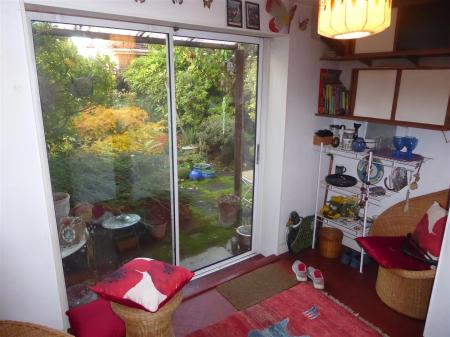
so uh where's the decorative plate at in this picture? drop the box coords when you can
[357,157,384,185]
[384,167,408,192]
[325,174,358,187]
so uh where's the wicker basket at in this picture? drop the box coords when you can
[111,291,183,337]
[0,320,73,337]
[319,227,343,258]
[369,189,447,319]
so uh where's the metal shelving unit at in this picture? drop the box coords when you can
[312,143,427,273]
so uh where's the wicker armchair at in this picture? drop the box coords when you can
[369,189,448,320]
[0,320,73,337]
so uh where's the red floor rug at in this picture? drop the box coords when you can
[187,283,387,337]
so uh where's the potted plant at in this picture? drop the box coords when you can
[217,194,240,227]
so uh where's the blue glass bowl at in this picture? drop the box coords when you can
[403,136,418,159]
[393,136,404,157]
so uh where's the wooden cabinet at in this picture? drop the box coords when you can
[351,68,450,130]
[395,69,450,126]
[316,1,450,130]
[317,68,450,131]
[352,70,398,120]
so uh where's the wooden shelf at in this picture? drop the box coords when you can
[315,113,450,131]
[321,48,450,63]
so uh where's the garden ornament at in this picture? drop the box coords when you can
[299,18,309,31]
[266,0,297,33]
[203,0,213,8]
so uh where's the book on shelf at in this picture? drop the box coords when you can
[318,68,349,116]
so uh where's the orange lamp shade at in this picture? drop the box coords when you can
[318,0,392,39]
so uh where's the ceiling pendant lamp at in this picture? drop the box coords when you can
[318,0,392,40]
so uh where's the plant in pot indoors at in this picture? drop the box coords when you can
[217,194,241,227]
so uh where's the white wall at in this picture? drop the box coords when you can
[276,5,331,253]
[258,36,290,256]
[25,0,276,37]
[0,0,67,328]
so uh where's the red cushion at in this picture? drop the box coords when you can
[412,201,448,261]
[91,258,194,312]
[356,236,431,271]
[66,298,125,337]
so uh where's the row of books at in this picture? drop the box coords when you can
[318,68,349,116]
[323,83,349,115]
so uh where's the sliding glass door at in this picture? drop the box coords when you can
[29,15,261,308]
[31,20,174,307]
[174,36,259,270]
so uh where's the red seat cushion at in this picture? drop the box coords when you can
[356,236,431,271]
[91,258,194,312]
[66,298,125,337]
[412,201,448,261]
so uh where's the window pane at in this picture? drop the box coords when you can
[31,21,173,308]
[174,37,259,270]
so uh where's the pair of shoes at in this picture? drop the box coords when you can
[292,260,307,281]
[307,266,324,290]
[292,260,324,290]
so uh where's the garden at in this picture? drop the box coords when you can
[32,21,258,290]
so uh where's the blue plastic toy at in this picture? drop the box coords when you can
[188,163,216,180]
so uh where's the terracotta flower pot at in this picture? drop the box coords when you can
[53,192,70,226]
[217,195,240,227]
[149,221,168,240]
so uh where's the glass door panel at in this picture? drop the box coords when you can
[31,21,173,307]
[174,37,259,270]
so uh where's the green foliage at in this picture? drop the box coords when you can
[32,22,116,153]
[124,45,235,129]
[121,45,168,122]
[197,114,234,163]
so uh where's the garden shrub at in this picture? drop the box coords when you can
[197,115,234,162]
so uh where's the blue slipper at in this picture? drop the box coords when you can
[340,248,352,265]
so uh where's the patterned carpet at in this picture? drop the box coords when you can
[187,283,387,337]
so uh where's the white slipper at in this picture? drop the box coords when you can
[292,260,307,282]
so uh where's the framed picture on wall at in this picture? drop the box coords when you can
[245,2,260,30]
[227,0,243,28]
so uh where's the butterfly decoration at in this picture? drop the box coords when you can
[266,0,297,33]
[203,0,213,8]
[299,18,309,31]
[248,318,309,337]
[134,0,145,3]
[172,0,183,4]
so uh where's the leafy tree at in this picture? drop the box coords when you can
[32,22,116,154]
[73,105,167,155]
[124,44,234,131]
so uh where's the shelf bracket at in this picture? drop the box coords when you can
[358,58,372,67]
[406,56,419,67]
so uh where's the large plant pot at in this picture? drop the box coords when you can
[53,192,70,225]
[149,221,168,240]
[236,225,251,250]
[217,195,240,227]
